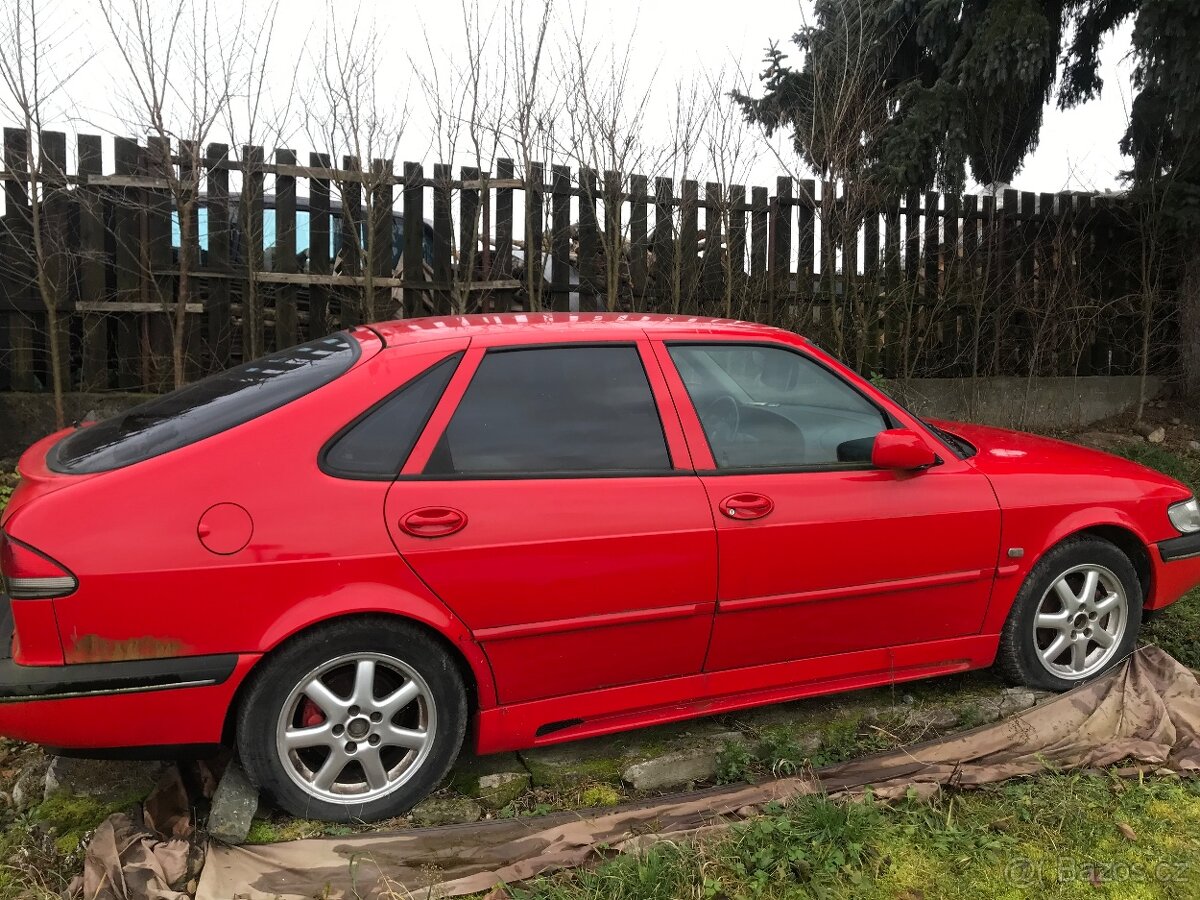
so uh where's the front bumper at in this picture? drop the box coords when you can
[1149,534,1200,611]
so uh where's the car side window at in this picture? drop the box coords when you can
[667,344,888,470]
[425,346,671,476]
[323,354,461,478]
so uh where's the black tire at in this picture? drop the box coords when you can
[995,536,1142,692]
[236,617,467,822]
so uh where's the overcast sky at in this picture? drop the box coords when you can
[13,0,1138,195]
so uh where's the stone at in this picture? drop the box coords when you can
[410,796,483,826]
[43,756,166,806]
[476,772,530,810]
[1189,441,1200,453]
[12,757,50,813]
[1171,417,1182,426]
[207,760,260,844]
[621,733,748,791]
[999,687,1038,716]
[905,706,962,731]
[1147,427,1166,444]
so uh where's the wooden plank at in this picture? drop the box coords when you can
[242,144,265,358]
[884,195,901,280]
[629,174,648,305]
[495,158,514,284]
[578,167,599,310]
[308,152,331,337]
[78,133,108,389]
[680,179,699,311]
[460,165,481,310]
[728,183,746,281]
[112,136,141,389]
[205,143,232,368]
[923,190,939,301]
[526,162,545,311]
[604,170,623,311]
[863,205,879,279]
[145,136,174,389]
[750,185,768,278]
[39,131,72,393]
[904,190,920,279]
[431,162,453,315]
[702,181,723,300]
[401,161,423,318]
[843,183,858,285]
[1,128,36,390]
[652,176,674,309]
[178,140,202,382]
[1020,190,1037,289]
[370,158,394,321]
[796,179,814,300]
[772,177,792,304]
[819,179,835,296]
[274,148,298,347]
[339,155,363,326]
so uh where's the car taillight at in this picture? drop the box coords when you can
[0,531,78,599]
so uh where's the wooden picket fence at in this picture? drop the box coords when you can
[0,128,1160,394]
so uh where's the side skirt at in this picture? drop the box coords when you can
[474,634,1001,754]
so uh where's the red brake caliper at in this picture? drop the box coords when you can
[300,699,325,728]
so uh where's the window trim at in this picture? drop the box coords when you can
[412,341,679,481]
[663,340,900,476]
[318,351,464,481]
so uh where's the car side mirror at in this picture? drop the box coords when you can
[872,428,940,471]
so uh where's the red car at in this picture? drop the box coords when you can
[2,314,1199,821]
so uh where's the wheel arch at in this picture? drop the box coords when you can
[222,604,496,745]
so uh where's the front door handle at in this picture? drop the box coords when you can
[399,507,468,538]
[719,493,775,521]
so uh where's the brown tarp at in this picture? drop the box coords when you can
[70,767,199,900]
[184,645,1200,899]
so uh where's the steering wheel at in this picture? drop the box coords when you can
[702,394,740,446]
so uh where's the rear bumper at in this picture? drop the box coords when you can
[1149,535,1200,610]
[0,650,259,749]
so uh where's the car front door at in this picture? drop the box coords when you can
[653,336,1002,672]
[383,337,717,705]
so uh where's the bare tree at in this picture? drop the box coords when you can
[305,6,409,326]
[97,0,264,386]
[0,0,91,426]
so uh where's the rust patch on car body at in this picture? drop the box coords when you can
[68,634,188,663]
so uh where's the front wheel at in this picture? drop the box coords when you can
[236,618,467,822]
[995,537,1142,692]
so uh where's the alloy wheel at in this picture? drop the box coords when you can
[275,652,437,804]
[1031,563,1128,681]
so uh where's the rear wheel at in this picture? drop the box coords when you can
[236,618,466,822]
[996,537,1142,692]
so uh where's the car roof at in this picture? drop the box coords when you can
[367,313,806,346]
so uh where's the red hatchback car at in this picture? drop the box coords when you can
[3,314,1200,821]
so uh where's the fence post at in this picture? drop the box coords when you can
[274,148,298,348]
[578,167,599,310]
[242,144,266,358]
[526,162,545,311]
[370,157,394,321]
[78,134,107,390]
[496,158,514,310]
[460,165,481,314]
[307,153,331,337]
[432,162,453,315]
[205,143,232,369]
[652,177,674,311]
[401,161,422,318]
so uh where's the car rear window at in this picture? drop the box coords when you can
[49,333,360,474]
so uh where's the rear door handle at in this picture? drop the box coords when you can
[719,493,775,520]
[399,507,468,538]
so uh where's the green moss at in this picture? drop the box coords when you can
[579,785,621,808]
[521,754,624,789]
[244,817,351,844]
[33,789,146,856]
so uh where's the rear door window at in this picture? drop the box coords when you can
[425,345,671,476]
[49,334,360,474]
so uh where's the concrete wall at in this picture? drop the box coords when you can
[0,376,1159,462]
[891,375,1160,431]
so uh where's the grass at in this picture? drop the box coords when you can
[511,772,1200,900]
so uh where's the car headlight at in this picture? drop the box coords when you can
[1168,498,1200,534]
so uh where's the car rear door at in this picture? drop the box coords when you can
[652,335,1002,672]
[384,335,717,704]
